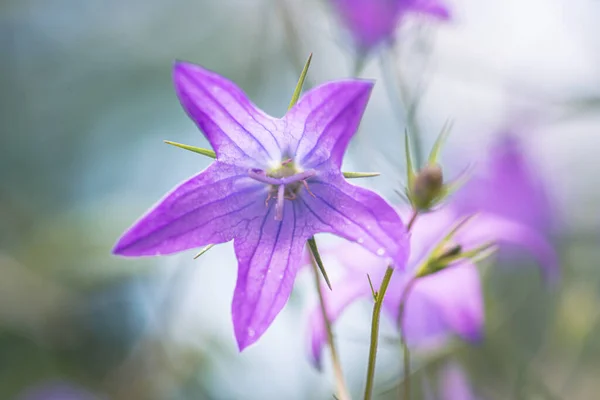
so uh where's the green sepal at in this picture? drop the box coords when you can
[414,214,498,278]
[164,140,216,159]
[307,236,332,291]
[428,119,453,165]
[193,244,215,259]
[435,165,472,202]
[288,53,313,110]
[342,171,380,179]
[441,242,497,265]
[415,214,476,277]
[404,128,416,195]
[366,273,377,301]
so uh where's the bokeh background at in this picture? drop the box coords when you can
[2,0,600,399]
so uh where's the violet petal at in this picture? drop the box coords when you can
[173,61,283,166]
[410,262,484,343]
[299,170,410,269]
[306,276,370,369]
[113,163,266,256]
[285,80,373,169]
[439,362,479,400]
[232,201,311,350]
[409,0,451,20]
[455,214,560,283]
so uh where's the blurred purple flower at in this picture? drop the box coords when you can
[438,362,479,400]
[330,0,451,52]
[113,61,409,350]
[453,134,555,234]
[307,206,558,368]
[16,381,100,400]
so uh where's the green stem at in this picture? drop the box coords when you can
[312,256,351,400]
[398,277,418,400]
[379,47,424,168]
[363,211,418,400]
[353,53,367,77]
[363,266,395,400]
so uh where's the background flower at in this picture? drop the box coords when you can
[330,0,451,52]
[453,133,556,234]
[307,205,558,367]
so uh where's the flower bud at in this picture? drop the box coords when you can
[411,163,444,210]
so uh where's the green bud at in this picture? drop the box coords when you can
[415,215,497,278]
[410,163,444,210]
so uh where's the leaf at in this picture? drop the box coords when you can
[164,141,216,158]
[342,171,380,179]
[307,236,332,290]
[288,53,313,110]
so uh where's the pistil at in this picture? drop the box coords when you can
[276,184,285,221]
[248,168,317,221]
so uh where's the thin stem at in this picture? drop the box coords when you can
[379,47,425,168]
[363,266,395,400]
[406,210,418,232]
[352,53,367,77]
[363,211,418,400]
[398,277,418,400]
[312,259,352,400]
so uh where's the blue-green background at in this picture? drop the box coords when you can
[2,0,600,399]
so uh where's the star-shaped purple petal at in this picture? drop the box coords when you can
[114,61,410,350]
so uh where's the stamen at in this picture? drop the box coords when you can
[248,169,280,185]
[247,168,318,221]
[248,169,316,185]
[279,169,316,184]
[265,191,273,207]
[275,184,285,221]
[302,180,316,198]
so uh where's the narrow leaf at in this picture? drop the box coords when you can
[428,214,478,258]
[193,244,215,259]
[164,140,216,159]
[307,236,332,291]
[393,188,411,204]
[441,214,478,244]
[404,128,415,192]
[457,242,497,264]
[436,164,473,202]
[366,274,377,301]
[428,119,453,165]
[343,171,380,179]
[288,53,313,110]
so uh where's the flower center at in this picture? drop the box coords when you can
[248,158,316,221]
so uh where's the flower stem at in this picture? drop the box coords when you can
[363,266,395,400]
[312,258,352,400]
[398,277,418,400]
[379,47,425,168]
[363,211,418,400]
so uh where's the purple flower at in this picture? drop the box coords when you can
[330,0,451,52]
[113,61,409,350]
[438,362,479,400]
[453,134,555,234]
[307,206,558,368]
